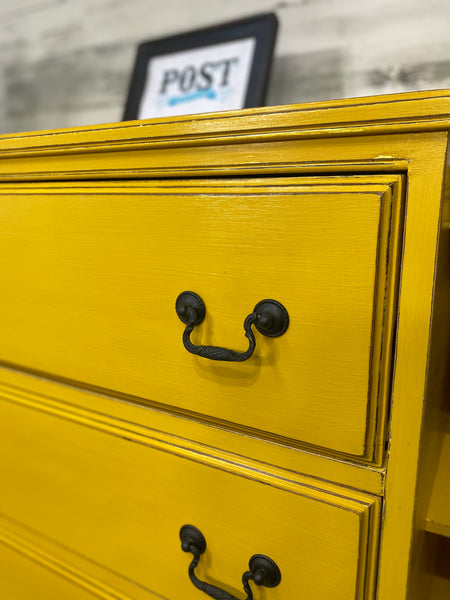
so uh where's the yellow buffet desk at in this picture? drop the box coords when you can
[0,90,449,599]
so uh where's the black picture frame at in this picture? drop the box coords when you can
[123,13,278,121]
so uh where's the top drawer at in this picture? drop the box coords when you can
[0,175,402,461]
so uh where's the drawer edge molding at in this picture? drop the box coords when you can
[0,176,403,463]
[0,514,166,600]
[0,364,385,496]
[0,398,382,600]
[0,378,377,509]
[0,525,145,600]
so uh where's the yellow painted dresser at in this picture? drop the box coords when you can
[0,90,449,600]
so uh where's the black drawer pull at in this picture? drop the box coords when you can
[180,525,281,600]
[175,292,289,362]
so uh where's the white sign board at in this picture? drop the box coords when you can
[138,38,256,118]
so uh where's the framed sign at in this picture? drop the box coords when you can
[123,13,278,120]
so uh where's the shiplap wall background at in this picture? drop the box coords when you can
[1,0,449,134]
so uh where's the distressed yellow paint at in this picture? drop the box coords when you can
[0,514,159,600]
[0,365,386,495]
[0,177,402,460]
[0,395,380,600]
[0,91,449,599]
[0,89,449,163]
[0,542,99,600]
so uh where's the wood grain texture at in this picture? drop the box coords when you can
[0,92,449,599]
[0,177,401,459]
[421,165,450,542]
[0,364,386,496]
[0,514,164,600]
[375,131,449,600]
[0,390,381,600]
[408,161,450,596]
[0,91,449,181]
[0,542,102,600]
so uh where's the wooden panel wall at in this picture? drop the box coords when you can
[1,0,450,134]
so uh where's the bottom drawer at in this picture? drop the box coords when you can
[0,386,380,599]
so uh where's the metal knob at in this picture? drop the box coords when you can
[175,292,289,362]
[180,525,281,600]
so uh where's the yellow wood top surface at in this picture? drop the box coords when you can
[0,91,449,181]
[0,90,450,154]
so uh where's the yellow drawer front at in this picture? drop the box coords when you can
[0,392,380,600]
[0,176,402,459]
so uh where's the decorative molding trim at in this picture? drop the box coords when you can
[0,378,375,509]
[0,90,450,157]
[0,365,385,496]
[0,524,140,600]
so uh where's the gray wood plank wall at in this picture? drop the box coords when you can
[1,0,449,133]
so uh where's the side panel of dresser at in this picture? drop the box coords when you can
[376,132,450,600]
[407,164,450,599]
